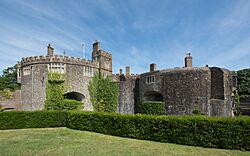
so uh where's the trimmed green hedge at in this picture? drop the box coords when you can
[0,111,68,130]
[0,110,249,150]
[67,111,250,150]
[61,99,83,110]
[139,101,165,115]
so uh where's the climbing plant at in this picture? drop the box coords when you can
[45,73,65,110]
[45,72,82,110]
[237,68,250,96]
[88,71,118,113]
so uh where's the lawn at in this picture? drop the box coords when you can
[0,128,249,156]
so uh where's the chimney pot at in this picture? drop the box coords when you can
[126,66,130,77]
[119,69,123,76]
[150,63,156,72]
[47,44,54,56]
[93,40,100,52]
[184,53,192,67]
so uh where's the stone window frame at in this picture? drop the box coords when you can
[48,63,65,73]
[146,75,156,84]
[23,66,31,76]
[84,66,93,77]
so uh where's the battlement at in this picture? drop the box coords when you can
[92,50,112,59]
[21,55,98,67]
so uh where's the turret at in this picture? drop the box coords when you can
[91,40,112,74]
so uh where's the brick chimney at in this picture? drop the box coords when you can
[119,69,123,76]
[150,63,156,72]
[184,53,192,67]
[93,40,100,52]
[47,44,54,56]
[126,66,130,77]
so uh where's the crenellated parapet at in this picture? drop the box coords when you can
[20,55,98,67]
[92,50,112,59]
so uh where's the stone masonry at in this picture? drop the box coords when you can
[18,42,234,116]
[18,41,112,111]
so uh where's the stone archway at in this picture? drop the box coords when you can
[143,91,163,102]
[64,92,85,102]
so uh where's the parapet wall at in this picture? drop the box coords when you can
[92,50,112,59]
[21,55,98,67]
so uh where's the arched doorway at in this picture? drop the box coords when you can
[143,91,163,102]
[64,92,85,102]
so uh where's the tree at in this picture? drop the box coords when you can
[237,68,250,96]
[0,64,20,90]
[88,71,118,112]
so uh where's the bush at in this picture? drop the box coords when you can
[67,111,250,150]
[0,111,68,130]
[88,71,118,112]
[139,101,165,115]
[0,111,249,150]
[45,73,65,110]
[61,99,83,110]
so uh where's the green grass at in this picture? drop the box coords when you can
[0,128,249,156]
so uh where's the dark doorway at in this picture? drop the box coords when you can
[143,91,163,102]
[64,92,85,101]
[210,67,224,100]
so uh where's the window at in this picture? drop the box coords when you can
[84,66,93,77]
[102,72,108,78]
[48,63,65,73]
[23,66,31,75]
[146,75,155,83]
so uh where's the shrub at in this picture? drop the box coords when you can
[88,71,118,113]
[0,111,249,150]
[45,73,65,110]
[139,101,165,115]
[61,99,83,110]
[67,111,250,150]
[0,111,68,130]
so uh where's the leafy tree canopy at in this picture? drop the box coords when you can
[0,64,20,90]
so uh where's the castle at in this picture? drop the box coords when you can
[17,41,234,116]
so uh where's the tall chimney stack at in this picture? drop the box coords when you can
[119,69,123,76]
[93,40,100,52]
[150,63,156,72]
[184,53,192,67]
[126,66,130,77]
[47,44,54,56]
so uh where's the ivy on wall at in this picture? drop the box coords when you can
[237,68,250,96]
[88,71,118,113]
[45,72,82,110]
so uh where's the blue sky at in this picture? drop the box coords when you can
[0,0,249,74]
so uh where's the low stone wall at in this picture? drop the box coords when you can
[0,90,22,110]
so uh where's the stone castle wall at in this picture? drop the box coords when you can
[119,67,233,116]
[19,42,112,111]
[117,76,138,114]
[18,43,233,116]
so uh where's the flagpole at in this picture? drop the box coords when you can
[82,42,86,58]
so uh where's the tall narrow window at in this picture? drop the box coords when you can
[48,63,65,73]
[84,66,93,77]
[146,75,155,83]
[23,66,31,75]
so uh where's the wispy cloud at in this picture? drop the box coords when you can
[0,0,249,74]
[218,0,250,31]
